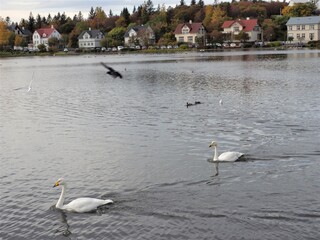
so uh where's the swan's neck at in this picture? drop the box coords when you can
[56,185,66,209]
[213,146,219,161]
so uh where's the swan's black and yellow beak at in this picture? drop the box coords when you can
[53,182,60,188]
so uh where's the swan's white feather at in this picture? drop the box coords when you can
[218,151,244,162]
[61,197,113,213]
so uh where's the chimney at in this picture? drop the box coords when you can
[51,25,54,28]
[89,27,91,31]
[189,20,192,24]
[246,17,250,20]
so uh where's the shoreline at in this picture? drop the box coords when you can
[0,46,318,58]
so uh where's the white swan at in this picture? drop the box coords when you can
[53,178,113,213]
[209,140,244,162]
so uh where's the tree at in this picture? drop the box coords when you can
[0,20,11,48]
[282,3,317,17]
[28,12,35,32]
[191,0,196,5]
[36,14,42,29]
[106,27,126,47]
[145,0,154,14]
[197,0,204,7]
[14,35,25,47]
[121,7,131,26]
[88,7,96,19]
[235,30,249,42]
[180,0,185,6]
[37,43,47,52]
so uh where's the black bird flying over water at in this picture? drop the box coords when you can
[100,62,122,79]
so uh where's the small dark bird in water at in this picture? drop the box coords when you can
[186,102,194,107]
[100,62,122,78]
[194,101,202,105]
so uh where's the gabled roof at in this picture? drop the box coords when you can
[78,29,104,39]
[124,25,153,38]
[34,27,57,38]
[222,19,259,32]
[286,16,320,25]
[174,22,204,34]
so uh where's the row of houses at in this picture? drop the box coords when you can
[9,16,320,50]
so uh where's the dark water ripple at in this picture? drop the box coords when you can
[1,50,320,239]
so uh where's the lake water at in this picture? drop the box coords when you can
[1,50,320,239]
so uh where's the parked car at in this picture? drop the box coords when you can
[230,43,236,48]
[117,46,124,51]
[64,48,68,52]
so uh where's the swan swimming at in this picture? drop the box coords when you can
[53,178,113,213]
[209,140,244,162]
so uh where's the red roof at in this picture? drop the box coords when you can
[222,19,258,32]
[174,22,204,34]
[35,27,56,38]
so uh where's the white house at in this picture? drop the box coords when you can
[222,18,262,42]
[286,16,320,42]
[174,20,206,45]
[78,28,104,49]
[33,25,61,49]
[124,25,155,46]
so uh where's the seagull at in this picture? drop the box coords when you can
[14,72,34,92]
[100,62,122,79]
[27,79,33,92]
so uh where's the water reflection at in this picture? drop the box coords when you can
[53,209,72,238]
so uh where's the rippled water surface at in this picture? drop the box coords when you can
[1,50,320,239]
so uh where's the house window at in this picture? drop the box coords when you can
[301,33,305,39]
[178,37,184,42]
[310,25,314,30]
[301,25,305,30]
[187,36,193,42]
[289,26,292,31]
[182,27,189,34]
[296,33,300,39]
[233,27,239,32]
[309,33,314,40]
[297,25,300,30]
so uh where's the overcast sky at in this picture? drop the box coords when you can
[0,0,210,23]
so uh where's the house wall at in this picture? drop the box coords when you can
[78,32,103,48]
[79,39,102,48]
[175,31,205,44]
[223,23,261,42]
[32,29,61,49]
[287,23,320,42]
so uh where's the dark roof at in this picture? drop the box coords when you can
[124,25,151,38]
[174,22,204,34]
[78,29,104,39]
[7,24,32,36]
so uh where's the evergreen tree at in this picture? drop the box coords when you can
[36,14,42,29]
[191,0,196,5]
[121,7,131,26]
[88,7,96,19]
[28,12,35,32]
[197,0,204,7]
[180,0,185,6]
[47,14,52,24]
[77,11,83,21]
[146,0,154,14]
